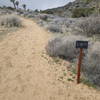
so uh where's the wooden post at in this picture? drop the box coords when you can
[77,48,83,84]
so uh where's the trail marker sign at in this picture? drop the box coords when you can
[76,41,88,84]
[76,41,88,49]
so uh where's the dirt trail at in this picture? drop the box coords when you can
[0,18,100,100]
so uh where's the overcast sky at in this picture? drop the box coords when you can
[0,0,75,10]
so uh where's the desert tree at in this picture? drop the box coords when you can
[15,1,19,9]
[22,4,26,10]
[10,0,16,9]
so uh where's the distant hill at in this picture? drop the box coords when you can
[41,0,100,17]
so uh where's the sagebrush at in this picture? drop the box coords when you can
[47,25,63,33]
[82,42,100,86]
[76,17,100,36]
[0,15,22,27]
[46,35,88,60]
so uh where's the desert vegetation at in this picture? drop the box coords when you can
[10,0,27,10]
[0,14,22,41]
[47,25,63,33]
[72,8,94,18]
[82,42,100,87]
[45,15,100,88]
[10,0,17,9]
[0,14,22,27]
[46,35,88,60]
[73,16,100,37]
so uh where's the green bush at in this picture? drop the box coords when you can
[72,8,94,18]
[41,10,54,14]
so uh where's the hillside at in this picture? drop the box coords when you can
[41,0,100,17]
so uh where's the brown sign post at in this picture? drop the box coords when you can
[76,41,88,84]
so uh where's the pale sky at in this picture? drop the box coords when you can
[0,0,75,10]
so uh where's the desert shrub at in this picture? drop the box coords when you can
[47,25,63,33]
[0,15,22,27]
[34,9,39,13]
[82,42,100,86]
[46,35,88,60]
[77,17,100,36]
[82,0,93,3]
[41,10,54,14]
[72,8,94,18]
[6,7,15,10]
[39,15,48,21]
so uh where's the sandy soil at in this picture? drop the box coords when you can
[0,18,100,100]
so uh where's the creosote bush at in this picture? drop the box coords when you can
[0,15,22,27]
[77,17,100,36]
[82,42,100,86]
[46,35,87,60]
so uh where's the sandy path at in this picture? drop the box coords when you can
[0,18,100,100]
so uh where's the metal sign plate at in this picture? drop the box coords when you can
[76,41,88,49]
